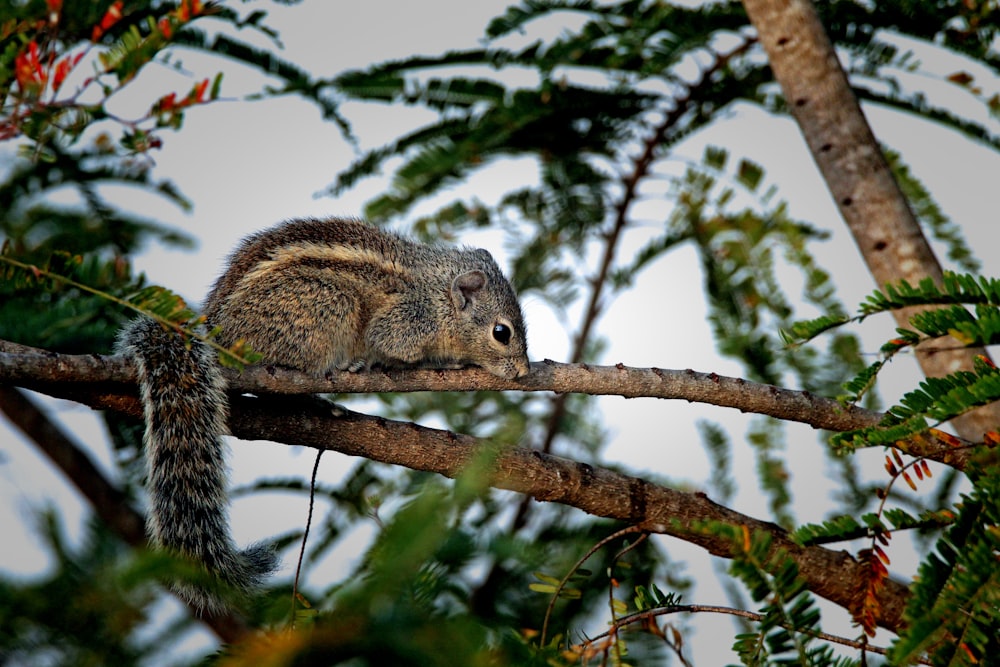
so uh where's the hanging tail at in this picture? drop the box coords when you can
[117,318,277,614]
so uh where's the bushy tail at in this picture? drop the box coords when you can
[117,318,277,614]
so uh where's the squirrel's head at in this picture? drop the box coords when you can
[450,260,529,380]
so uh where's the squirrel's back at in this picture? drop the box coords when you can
[204,217,529,378]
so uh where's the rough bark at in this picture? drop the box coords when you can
[1,350,916,631]
[1,348,975,468]
[741,0,1000,441]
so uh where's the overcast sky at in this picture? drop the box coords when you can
[2,1,999,664]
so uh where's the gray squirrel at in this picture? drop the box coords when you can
[117,217,530,613]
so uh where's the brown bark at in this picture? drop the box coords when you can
[2,355,914,632]
[741,0,1000,441]
[1,348,976,468]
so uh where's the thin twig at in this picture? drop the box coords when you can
[540,525,648,646]
[607,532,649,666]
[586,604,929,664]
[290,448,325,627]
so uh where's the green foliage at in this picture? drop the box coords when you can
[0,511,167,667]
[249,479,657,666]
[890,465,1000,665]
[793,508,956,547]
[789,272,1000,412]
[786,273,1000,345]
[835,355,1000,451]
[785,275,1000,663]
[861,273,1000,316]
[0,245,141,351]
[709,526,836,667]
[702,420,736,503]
[633,581,682,612]
[3,0,1000,665]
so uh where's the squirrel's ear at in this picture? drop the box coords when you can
[451,270,487,310]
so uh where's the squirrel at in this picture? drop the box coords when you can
[117,217,530,613]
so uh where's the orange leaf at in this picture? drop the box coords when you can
[976,354,996,369]
[92,0,124,41]
[874,544,891,566]
[930,428,964,448]
[177,0,204,22]
[157,17,172,38]
[885,457,897,476]
[902,470,916,491]
[959,642,979,663]
[191,77,209,103]
[853,549,886,637]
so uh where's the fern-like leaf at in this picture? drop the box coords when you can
[890,468,1000,665]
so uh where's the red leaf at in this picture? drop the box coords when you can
[14,41,46,92]
[92,0,124,41]
[158,17,173,39]
[52,56,73,93]
[191,78,209,103]
[156,92,177,113]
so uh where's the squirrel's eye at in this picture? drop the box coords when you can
[492,323,512,345]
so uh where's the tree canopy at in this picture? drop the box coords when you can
[1,1,999,665]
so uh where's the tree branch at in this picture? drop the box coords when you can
[0,347,976,469]
[1,347,924,631]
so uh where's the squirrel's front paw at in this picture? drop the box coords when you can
[340,359,370,373]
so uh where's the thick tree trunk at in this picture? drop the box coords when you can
[742,0,1000,442]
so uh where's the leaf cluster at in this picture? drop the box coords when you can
[890,465,1000,665]
[0,511,169,667]
[785,270,1000,663]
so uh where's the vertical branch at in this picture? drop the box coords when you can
[741,0,1000,440]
